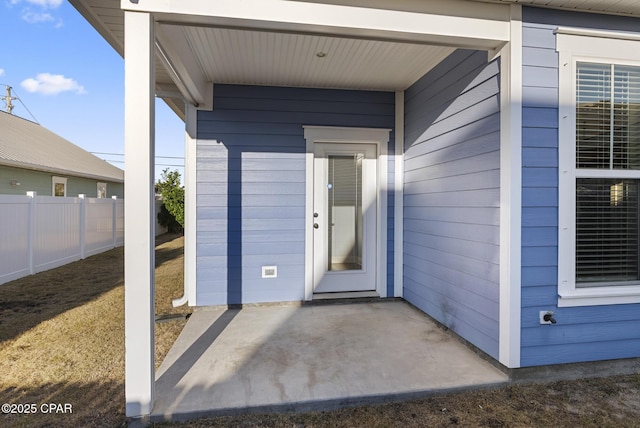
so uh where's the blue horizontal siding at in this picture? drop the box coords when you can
[522,339,640,366]
[196,84,395,305]
[520,6,640,366]
[403,49,500,359]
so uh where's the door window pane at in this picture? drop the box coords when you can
[327,154,363,271]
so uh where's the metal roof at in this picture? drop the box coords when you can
[0,112,124,183]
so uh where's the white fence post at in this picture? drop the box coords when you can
[26,191,36,275]
[79,194,86,259]
[112,196,118,248]
[0,194,125,285]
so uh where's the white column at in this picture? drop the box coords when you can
[185,103,198,305]
[394,91,404,298]
[124,10,156,417]
[173,102,198,307]
[498,4,522,369]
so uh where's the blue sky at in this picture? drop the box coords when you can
[2,0,185,180]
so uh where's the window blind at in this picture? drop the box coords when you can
[576,62,640,169]
[613,65,640,169]
[576,62,611,169]
[576,179,639,284]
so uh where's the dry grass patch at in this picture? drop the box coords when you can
[154,374,640,428]
[0,234,186,427]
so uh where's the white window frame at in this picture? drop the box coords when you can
[557,28,640,307]
[52,176,67,197]
[97,182,107,198]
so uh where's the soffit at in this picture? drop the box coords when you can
[180,26,456,92]
[70,0,640,120]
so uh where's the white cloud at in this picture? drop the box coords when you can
[10,0,63,8]
[21,10,54,24]
[21,73,86,96]
[9,0,64,26]
[0,69,5,77]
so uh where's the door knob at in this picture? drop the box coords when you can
[313,223,319,229]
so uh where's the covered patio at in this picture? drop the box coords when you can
[69,0,524,418]
[151,300,509,421]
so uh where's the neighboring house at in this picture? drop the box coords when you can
[0,111,124,198]
[70,0,640,416]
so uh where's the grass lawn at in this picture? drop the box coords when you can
[0,233,639,427]
[0,233,187,427]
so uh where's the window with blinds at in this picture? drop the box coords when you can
[575,62,640,285]
[576,179,638,284]
[576,63,640,169]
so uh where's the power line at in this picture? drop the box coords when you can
[101,159,184,167]
[0,84,39,123]
[91,151,184,160]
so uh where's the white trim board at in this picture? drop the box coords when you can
[303,126,390,301]
[172,102,198,308]
[498,4,522,369]
[394,91,404,298]
[123,0,511,50]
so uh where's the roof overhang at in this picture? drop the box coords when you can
[0,159,125,183]
[69,0,640,121]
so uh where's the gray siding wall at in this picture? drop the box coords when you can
[521,7,640,366]
[68,178,123,199]
[0,165,123,198]
[196,85,395,306]
[403,50,501,359]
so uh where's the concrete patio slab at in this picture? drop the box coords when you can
[151,300,509,422]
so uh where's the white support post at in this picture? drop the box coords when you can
[185,103,197,305]
[79,194,86,259]
[27,191,36,275]
[124,11,156,417]
[112,196,118,248]
[173,102,198,307]
[394,91,404,298]
[498,4,522,369]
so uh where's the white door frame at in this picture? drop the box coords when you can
[303,125,390,300]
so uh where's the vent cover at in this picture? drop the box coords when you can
[262,266,278,278]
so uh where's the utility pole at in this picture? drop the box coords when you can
[2,85,17,114]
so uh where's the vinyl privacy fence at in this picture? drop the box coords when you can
[0,193,124,285]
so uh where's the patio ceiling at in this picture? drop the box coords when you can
[70,0,640,120]
[170,26,457,92]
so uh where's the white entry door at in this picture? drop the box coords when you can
[313,143,377,293]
